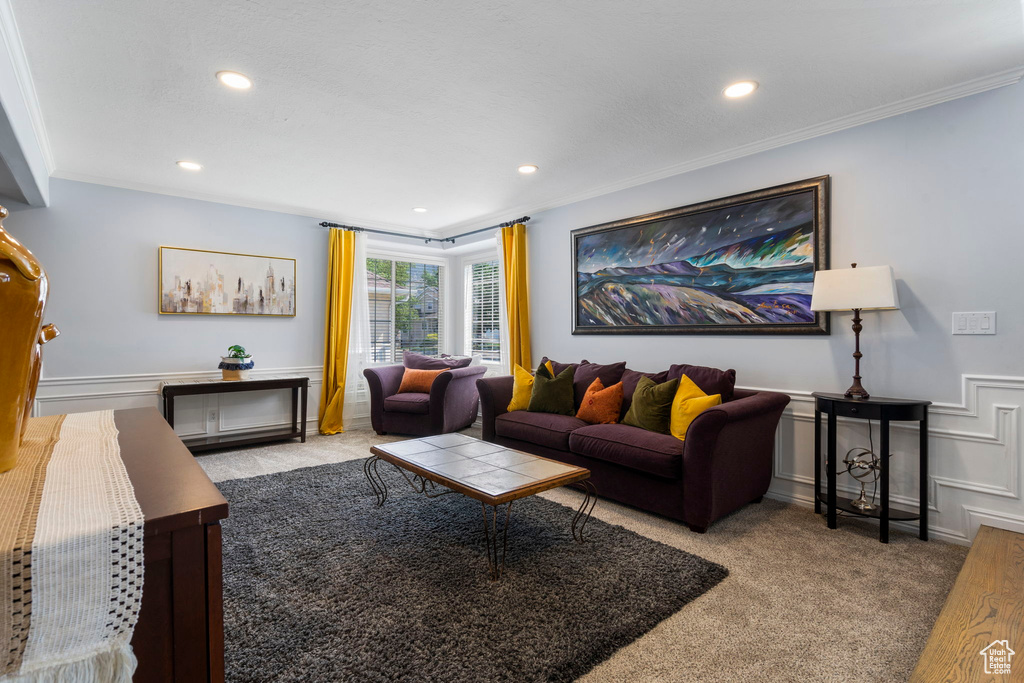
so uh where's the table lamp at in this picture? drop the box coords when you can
[810,263,899,400]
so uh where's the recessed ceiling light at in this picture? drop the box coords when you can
[216,71,252,90]
[723,81,758,98]
[176,160,203,171]
[413,207,428,213]
[518,164,539,174]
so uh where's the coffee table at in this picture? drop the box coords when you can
[366,433,596,580]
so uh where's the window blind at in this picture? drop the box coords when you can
[465,260,501,363]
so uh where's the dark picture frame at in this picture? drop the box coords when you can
[571,176,830,335]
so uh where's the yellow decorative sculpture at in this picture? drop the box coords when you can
[0,205,58,472]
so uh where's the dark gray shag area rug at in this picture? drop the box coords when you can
[218,459,728,683]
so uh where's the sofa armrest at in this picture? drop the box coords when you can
[430,366,487,432]
[476,375,514,442]
[363,364,406,433]
[682,391,791,530]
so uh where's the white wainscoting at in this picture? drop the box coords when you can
[31,365,354,438]
[764,374,1024,545]
[33,366,1021,543]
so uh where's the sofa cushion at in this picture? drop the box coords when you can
[507,364,536,412]
[623,376,680,434]
[670,375,722,441]
[620,368,670,420]
[404,350,471,370]
[398,368,446,393]
[528,365,576,416]
[569,424,683,479]
[495,411,588,451]
[571,361,627,409]
[383,392,431,414]
[668,364,736,403]
[575,379,623,425]
[540,356,583,377]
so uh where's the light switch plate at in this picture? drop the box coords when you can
[952,311,996,335]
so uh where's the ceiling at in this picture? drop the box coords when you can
[10,0,1024,235]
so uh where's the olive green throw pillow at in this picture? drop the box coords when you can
[528,364,576,416]
[623,376,680,434]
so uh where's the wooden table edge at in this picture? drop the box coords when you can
[369,445,590,506]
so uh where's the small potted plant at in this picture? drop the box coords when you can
[219,345,254,381]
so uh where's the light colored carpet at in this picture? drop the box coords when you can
[197,429,967,682]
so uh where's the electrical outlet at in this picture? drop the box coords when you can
[208,410,217,422]
[952,311,996,335]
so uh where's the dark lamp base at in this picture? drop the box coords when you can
[844,382,870,400]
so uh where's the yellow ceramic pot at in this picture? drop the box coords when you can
[0,206,57,472]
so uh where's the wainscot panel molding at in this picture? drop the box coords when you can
[765,374,1024,545]
[33,365,371,437]
[34,366,1020,542]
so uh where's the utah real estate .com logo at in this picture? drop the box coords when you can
[980,640,1014,675]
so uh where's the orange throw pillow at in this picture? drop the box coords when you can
[397,368,446,394]
[575,378,623,424]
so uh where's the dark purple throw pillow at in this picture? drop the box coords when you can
[540,357,585,377]
[619,368,670,420]
[668,364,736,402]
[571,361,627,409]
[403,351,472,370]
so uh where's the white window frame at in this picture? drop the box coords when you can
[462,250,504,368]
[366,246,452,364]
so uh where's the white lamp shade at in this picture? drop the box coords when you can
[810,265,899,312]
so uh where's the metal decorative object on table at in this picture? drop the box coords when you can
[813,392,931,544]
[367,433,596,580]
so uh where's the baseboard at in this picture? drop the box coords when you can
[34,365,326,440]
[763,490,969,546]
[33,367,1024,543]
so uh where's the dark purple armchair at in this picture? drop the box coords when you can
[363,364,487,436]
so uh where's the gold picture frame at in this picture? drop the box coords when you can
[158,246,297,317]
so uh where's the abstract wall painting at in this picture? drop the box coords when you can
[572,176,830,335]
[159,247,296,316]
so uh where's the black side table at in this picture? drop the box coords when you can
[813,392,931,543]
[162,376,309,453]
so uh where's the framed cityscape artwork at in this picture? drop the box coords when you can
[158,247,296,316]
[571,176,830,335]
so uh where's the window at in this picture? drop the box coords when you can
[367,257,444,363]
[464,259,501,363]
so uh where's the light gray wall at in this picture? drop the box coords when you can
[5,178,327,378]
[527,81,1024,404]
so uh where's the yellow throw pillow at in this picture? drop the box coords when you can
[507,361,555,411]
[670,375,722,441]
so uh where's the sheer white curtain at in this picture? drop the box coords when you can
[494,230,512,373]
[342,232,372,428]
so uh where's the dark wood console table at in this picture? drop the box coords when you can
[162,376,309,453]
[117,407,229,683]
[813,392,930,543]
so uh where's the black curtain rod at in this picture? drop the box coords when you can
[318,216,530,244]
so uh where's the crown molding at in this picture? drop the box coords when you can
[438,66,1024,238]
[40,63,1024,240]
[0,0,53,174]
[49,170,434,237]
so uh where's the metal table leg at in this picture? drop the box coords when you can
[571,480,597,543]
[482,502,513,581]
[363,455,388,507]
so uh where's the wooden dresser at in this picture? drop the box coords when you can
[116,408,229,683]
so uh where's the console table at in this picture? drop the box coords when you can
[813,392,930,543]
[162,376,309,453]
[118,407,229,682]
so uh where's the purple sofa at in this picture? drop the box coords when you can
[364,364,487,437]
[476,361,790,532]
